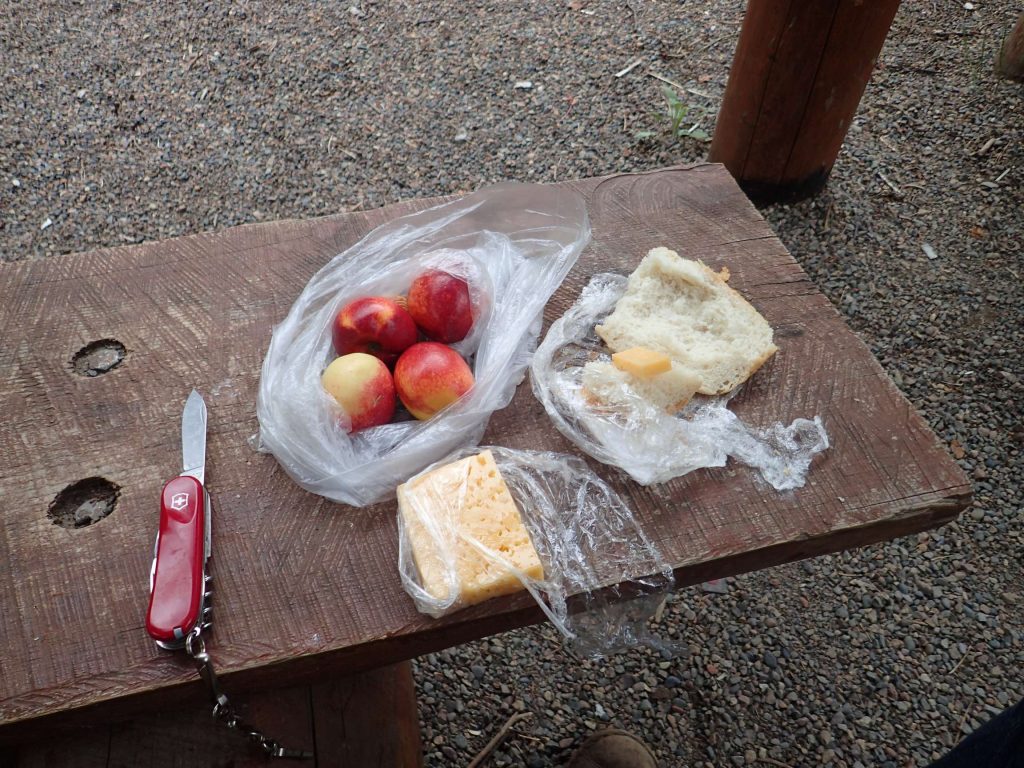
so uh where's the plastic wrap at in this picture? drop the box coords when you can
[255,184,590,507]
[530,273,829,488]
[397,446,674,656]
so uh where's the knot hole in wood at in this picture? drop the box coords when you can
[48,477,120,529]
[71,339,126,376]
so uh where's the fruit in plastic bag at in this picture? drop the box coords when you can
[331,296,418,365]
[394,342,474,420]
[256,183,590,507]
[321,353,396,432]
[407,270,474,343]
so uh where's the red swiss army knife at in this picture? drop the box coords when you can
[142,392,309,759]
[146,389,212,649]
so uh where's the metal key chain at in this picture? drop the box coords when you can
[185,626,312,759]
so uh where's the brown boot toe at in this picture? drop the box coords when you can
[566,728,659,768]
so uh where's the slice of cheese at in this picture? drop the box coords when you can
[611,347,672,378]
[398,450,543,607]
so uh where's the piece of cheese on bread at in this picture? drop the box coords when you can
[398,450,543,607]
[595,247,777,395]
[611,347,672,377]
[582,359,702,414]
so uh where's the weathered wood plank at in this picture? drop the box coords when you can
[0,164,970,740]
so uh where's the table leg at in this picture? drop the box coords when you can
[997,12,1024,81]
[6,662,422,768]
[311,660,424,768]
[709,0,902,202]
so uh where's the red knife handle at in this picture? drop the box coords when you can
[146,475,207,648]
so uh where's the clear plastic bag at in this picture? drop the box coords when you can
[255,184,590,507]
[397,446,675,656]
[530,274,829,489]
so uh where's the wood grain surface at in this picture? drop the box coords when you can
[0,164,970,740]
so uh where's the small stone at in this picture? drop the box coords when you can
[514,80,533,90]
[454,129,469,143]
[454,734,469,749]
[701,579,730,594]
[764,651,779,669]
[470,665,486,680]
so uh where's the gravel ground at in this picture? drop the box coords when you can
[3,1,1022,766]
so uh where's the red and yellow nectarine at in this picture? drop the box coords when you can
[407,270,474,344]
[394,342,474,420]
[332,296,418,366]
[321,353,396,432]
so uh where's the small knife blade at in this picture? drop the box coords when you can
[181,389,207,484]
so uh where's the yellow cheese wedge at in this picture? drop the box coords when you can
[611,347,672,378]
[398,450,543,607]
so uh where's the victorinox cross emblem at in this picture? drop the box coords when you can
[170,492,189,511]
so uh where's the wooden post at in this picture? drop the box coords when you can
[996,12,1024,81]
[709,0,901,203]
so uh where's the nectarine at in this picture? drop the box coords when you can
[407,270,474,343]
[394,342,474,420]
[321,353,396,432]
[332,296,418,366]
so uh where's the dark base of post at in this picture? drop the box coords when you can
[737,168,832,206]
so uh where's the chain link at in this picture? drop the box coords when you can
[185,627,313,760]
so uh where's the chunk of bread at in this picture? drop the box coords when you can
[398,450,543,607]
[581,360,702,414]
[595,247,777,395]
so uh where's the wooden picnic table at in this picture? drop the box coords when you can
[0,164,970,765]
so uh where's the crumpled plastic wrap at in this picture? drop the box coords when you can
[398,446,675,656]
[255,184,590,507]
[530,273,829,488]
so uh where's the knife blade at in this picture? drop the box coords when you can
[180,389,207,484]
[146,389,212,650]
